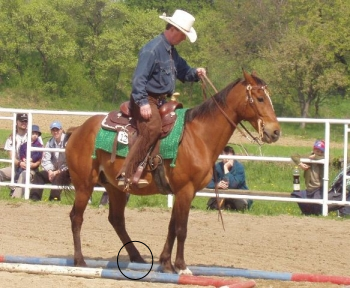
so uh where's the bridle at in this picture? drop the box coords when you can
[201,74,272,145]
[244,84,274,144]
[200,74,274,230]
[201,75,272,229]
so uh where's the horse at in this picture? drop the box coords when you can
[64,70,280,275]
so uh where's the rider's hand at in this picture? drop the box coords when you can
[196,67,206,78]
[140,104,152,120]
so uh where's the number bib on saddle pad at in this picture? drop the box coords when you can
[92,108,188,167]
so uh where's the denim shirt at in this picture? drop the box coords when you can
[131,33,200,107]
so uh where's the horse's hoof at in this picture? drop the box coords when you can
[130,255,146,264]
[75,261,87,267]
[159,262,175,274]
[132,258,146,264]
[175,267,192,275]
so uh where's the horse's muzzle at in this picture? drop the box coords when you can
[262,128,280,143]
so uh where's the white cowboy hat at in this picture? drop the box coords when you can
[159,10,197,43]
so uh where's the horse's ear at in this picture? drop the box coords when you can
[242,69,255,85]
[252,70,258,77]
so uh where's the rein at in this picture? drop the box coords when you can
[200,74,264,145]
[200,74,268,230]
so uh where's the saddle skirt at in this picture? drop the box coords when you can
[95,105,188,167]
[101,100,183,139]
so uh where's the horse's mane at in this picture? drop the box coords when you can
[185,78,241,123]
[185,74,266,123]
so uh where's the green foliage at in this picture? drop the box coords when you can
[259,0,350,121]
[123,0,215,15]
[0,0,350,119]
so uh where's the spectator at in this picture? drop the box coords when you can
[30,121,67,201]
[117,9,206,189]
[12,124,43,198]
[98,192,130,208]
[207,146,253,211]
[99,192,109,207]
[0,113,29,196]
[291,139,325,215]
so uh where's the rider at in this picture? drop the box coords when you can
[118,9,206,189]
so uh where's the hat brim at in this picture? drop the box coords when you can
[159,16,197,43]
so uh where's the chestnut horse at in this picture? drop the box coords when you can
[64,70,280,275]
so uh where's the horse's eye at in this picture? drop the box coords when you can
[257,97,264,102]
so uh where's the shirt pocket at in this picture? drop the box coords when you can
[159,62,172,86]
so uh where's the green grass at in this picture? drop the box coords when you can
[1,190,342,220]
[0,132,346,219]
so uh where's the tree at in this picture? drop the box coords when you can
[14,0,76,86]
[123,0,214,15]
[0,0,27,82]
[259,0,349,125]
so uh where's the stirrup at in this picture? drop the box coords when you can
[117,178,149,189]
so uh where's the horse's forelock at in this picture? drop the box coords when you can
[248,74,266,86]
[185,78,242,122]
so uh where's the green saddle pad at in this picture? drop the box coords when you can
[93,108,188,167]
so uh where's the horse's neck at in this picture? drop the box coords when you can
[186,110,238,161]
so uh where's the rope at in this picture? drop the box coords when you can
[200,75,261,144]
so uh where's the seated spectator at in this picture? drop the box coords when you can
[206,146,253,211]
[12,124,43,198]
[30,121,67,201]
[98,192,130,208]
[291,139,325,215]
[0,113,29,196]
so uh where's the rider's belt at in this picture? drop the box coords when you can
[148,92,168,100]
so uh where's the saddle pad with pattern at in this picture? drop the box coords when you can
[93,108,188,167]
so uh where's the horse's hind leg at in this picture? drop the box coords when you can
[70,186,93,267]
[107,186,145,263]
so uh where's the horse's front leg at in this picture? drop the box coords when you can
[159,211,177,273]
[159,192,193,275]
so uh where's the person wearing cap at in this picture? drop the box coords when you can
[30,121,67,201]
[118,9,206,188]
[291,139,325,215]
[0,113,29,194]
[12,124,43,198]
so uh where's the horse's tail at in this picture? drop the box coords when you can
[63,126,78,147]
[56,170,75,201]
[59,126,79,200]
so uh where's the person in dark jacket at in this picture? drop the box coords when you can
[207,146,253,211]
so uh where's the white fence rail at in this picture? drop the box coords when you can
[0,109,349,216]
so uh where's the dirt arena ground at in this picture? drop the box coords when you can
[0,202,349,288]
